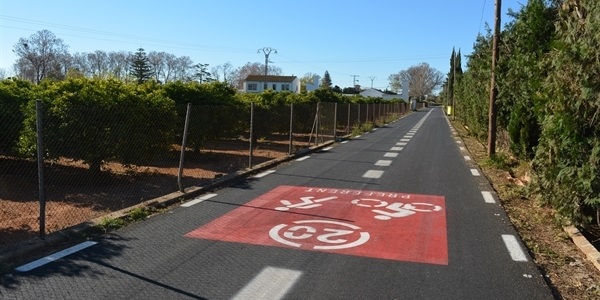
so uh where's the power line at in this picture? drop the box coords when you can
[0,15,254,53]
[478,0,488,35]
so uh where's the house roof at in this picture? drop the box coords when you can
[244,75,297,83]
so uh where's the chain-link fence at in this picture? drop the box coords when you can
[0,100,409,253]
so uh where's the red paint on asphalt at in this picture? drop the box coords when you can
[185,185,447,265]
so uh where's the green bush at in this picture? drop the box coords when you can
[18,78,177,172]
[0,78,32,155]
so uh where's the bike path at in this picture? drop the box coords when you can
[1,107,554,299]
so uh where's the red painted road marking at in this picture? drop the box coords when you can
[185,185,447,265]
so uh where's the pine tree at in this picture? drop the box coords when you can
[130,48,153,84]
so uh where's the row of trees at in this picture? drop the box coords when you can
[10,30,447,98]
[447,0,599,226]
[1,76,400,173]
[10,30,285,88]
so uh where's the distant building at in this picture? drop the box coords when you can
[243,75,300,93]
[304,75,320,92]
[359,88,407,101]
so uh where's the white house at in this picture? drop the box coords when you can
[243,75,300,93]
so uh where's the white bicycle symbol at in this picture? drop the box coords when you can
[351,198,442,220]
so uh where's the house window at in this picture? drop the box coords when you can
[282,83,290,91]
[248,83,257,91]
[272,83,277,90]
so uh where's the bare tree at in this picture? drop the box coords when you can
[108,51,131,80]
[87,50,109,78]
[148,51,167,82]
[12,30,69,83]
[163,53,178,83]
[173,56,194,81]
[388,62,444,99]
[71,52,90,77]
[211,65,222,82]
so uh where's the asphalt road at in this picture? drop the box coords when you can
[1,107,555,299]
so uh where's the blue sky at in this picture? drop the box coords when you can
[0,0,523,89]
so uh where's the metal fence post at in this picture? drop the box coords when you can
[35,100,46,240]
[347,103,351,135]
[289,103,293,155]
[249,102,254,168]
[178,103,192,192]
[333,102,337,142]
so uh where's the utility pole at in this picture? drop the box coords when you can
[487,0,501,157]
[350,75,360,87]
[258,47,277,91]
[368,76,376,88]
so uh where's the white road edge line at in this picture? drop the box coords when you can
[181,193,218,207]
[481,191,496,204]
[464,156,471,161]
[396,142,407,146]
[254,170,276,178]
[232,266,303,300]
[390,147,404,151]
[296,156,310,161]
[502,234,528,262]
[384,152,399,158]
[470,169,481,176]
[322,146,334,151]
[16,241,98,272]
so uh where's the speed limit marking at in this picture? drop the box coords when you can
[185,185,447,265]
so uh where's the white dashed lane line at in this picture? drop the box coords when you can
[181,193,218,207]
[363,170,384,179]
[253,170,276,178]
[502,235,528,262]
[232,267,303,300]
[16,241,98,272]
[481,191,496,204]
[296,156,310,162]
[375,160,393,167]
[397,142,407,146]
[390,147,404,151]
[384,152,399,158]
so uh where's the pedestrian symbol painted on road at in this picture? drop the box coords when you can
[185,185,447,265]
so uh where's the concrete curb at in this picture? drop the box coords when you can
[0,140,337,266]
[564,226,600,272]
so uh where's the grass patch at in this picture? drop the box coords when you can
[128,207,150,222]
[97,216,125,233]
